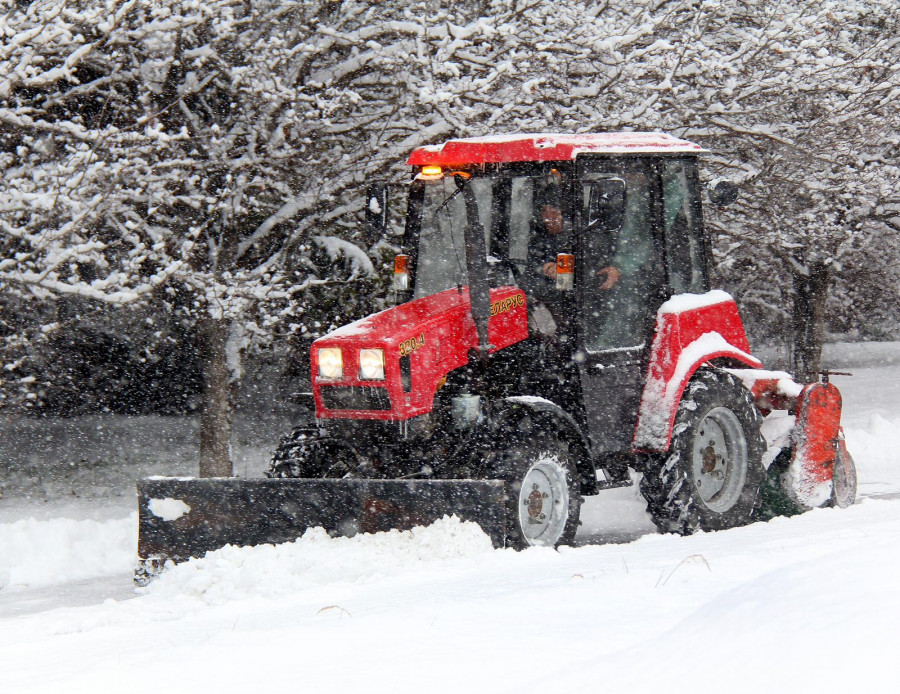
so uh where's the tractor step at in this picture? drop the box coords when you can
[595,477,634,491]
[136,477,507,582]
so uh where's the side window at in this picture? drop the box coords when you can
[577,159,662,351]
[507,174,568,284]
[662,159,707,294]
[469,177,494,248]
[507,177,535,266]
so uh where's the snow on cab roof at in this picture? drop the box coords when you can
[407,132,705,166]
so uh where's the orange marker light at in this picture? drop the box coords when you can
[394,254,410,291]
[556,253,574,291]
[420,165,443,178]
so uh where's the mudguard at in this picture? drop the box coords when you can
[136,477,507,581]
[494,395,596,491]
[633,291,761,452]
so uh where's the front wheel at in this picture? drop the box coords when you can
[485,416,582,549]
[266,428,358,478]
[640,368,766,534]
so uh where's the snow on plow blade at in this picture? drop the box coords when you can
[136,478,507,580]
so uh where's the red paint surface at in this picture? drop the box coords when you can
[312,287,529,420]
[407,133,704,167]
[749,379,798,415]
[792,382,843,486]
[634,297,761,451]
[652,300,754,386]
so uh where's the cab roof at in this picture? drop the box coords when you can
[407,132,705,167]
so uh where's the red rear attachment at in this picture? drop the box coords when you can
[790,382,843,507]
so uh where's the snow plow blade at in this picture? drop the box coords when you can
[136,478,507,580]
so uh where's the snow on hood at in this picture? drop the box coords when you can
[658,289,734,315]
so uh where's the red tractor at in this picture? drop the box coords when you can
[137,133,856,573]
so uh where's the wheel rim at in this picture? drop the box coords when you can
[517,458,570,546]
[691,407,748,513]
[832,445,857,508]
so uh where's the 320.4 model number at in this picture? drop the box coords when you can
[399,333,426,357]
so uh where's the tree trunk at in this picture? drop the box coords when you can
[791,260,829,383]
[198,316,236,477]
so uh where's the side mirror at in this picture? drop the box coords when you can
[586,177,626,232]
[707,180,739,207]
[365,183,388,238]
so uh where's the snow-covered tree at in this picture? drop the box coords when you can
[363,0,900,378]
[2,0,898,472]
[0,0,388,474]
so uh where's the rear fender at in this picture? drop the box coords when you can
[632,291,762,452]
[492,396,596,494]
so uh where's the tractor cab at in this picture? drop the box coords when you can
[389,133,713,457]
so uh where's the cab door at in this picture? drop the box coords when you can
[574,156,667,456]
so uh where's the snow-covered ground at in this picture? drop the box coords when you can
[1,345,899,693]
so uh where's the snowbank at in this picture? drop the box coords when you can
[845,414,900,492]
[0,514,136,591]
[145,515,494,604]
[5,502,900,694]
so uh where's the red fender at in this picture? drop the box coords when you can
[632,291,761,451]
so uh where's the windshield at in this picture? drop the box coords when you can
[414,178,480,298]
[413,173,557,299]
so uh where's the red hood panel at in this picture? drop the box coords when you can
[311,286,529,420]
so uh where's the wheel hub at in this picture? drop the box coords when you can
[518,459,569,546]
[526,485,545,518]
[701,445,717,474]
[691,407,748,512]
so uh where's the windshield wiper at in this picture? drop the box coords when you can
[430,186,463,223]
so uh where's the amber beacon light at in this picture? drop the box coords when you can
[556,253,574,291]
[394,254,410,291]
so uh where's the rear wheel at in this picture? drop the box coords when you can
[485,415,582,549]
[640,369,766,534]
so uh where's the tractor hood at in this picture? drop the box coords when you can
[311,286,529,420]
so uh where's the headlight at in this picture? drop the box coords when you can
[358,348,386,380]
[318,347,343,380]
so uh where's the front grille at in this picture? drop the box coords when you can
[320,386,392,411]
[399,354,412,392]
